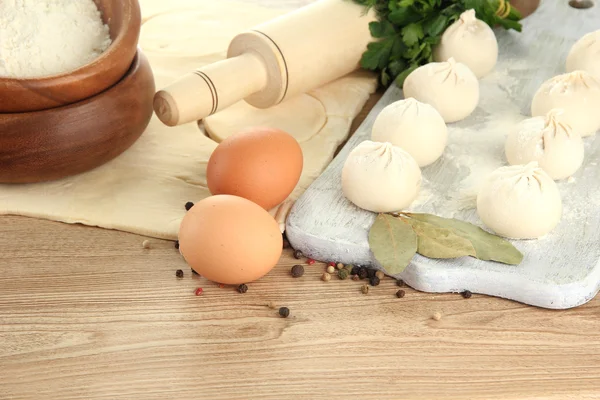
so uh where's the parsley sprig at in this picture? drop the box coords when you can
[353,0,523,87]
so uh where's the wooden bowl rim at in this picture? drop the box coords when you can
[0,0,140,83]
[0,50,149,120]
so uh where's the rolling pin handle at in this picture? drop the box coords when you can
[154,52,268,126]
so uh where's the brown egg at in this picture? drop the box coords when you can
[207,127,303,210]
[178,194,283,284]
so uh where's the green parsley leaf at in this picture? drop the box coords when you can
[401,23,424,47]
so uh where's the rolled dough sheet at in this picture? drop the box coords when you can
[0,0,376,240]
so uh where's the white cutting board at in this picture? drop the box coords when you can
[286,0,600,310]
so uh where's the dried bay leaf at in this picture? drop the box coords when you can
[402,217,477,259]
[368,213,417,275]
[405,213,523,265]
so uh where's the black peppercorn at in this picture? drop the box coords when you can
[396,290,406,298]
[358,267,368,279]
[279,307,290,318]
[350,265,360,275]
[396,279,404,287]
[462,290,472,299]
[291,265,305,278]
[293,249,303,259]
[367,268,377,279]
[237,284,248,294]
[175,269,184,278]
[369,276,380,286]
[185,201,194,211]
[174,240,180,249]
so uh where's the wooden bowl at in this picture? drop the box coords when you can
[0,0,141,113]
[0,51,155,183]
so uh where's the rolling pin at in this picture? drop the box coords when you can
[153,0,377,126]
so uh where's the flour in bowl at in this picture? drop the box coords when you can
[0,0,112,78]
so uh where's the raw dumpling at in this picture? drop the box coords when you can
[531,71,600,137]
[403,57,479,123]
[505,109,584,180]
[476,162,562,239]
[342,141,421,213]
[433,9,498,78]
[371,98,447,167]
[566,29,600,80]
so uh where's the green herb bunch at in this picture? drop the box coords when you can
[352,0,523,87]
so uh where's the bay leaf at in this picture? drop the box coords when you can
[368,213,418,275]
[402,217,477,259]
[405,213,523,265]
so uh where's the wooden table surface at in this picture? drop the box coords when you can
[2,1,600,399]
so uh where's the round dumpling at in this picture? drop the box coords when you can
[566,29,600,80]
[531,71,600,137]
[433,9,498,78]
[342,141,421,213]
[371,98,447,167]
[505,109,584,180]
[403,57,479,123]
[476,162,562,239]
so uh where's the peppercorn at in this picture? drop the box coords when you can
[350,265,360,275]
[219,283,225,289]
[369,276,380,286]
[321,272,331,282]
[352,274,360,281]
[461,290,473,299]
[367,268,376,279]
[142,240,151,249]
[432,312,442,321]
[185,201,194,211]
[375,270,385,280]
[279,307,290,318]
[327,261,336,267]
[237,284,248,294]
[358,267,368,279]
[396,279,405,287]
[336,262,345,270]
[307,258,316,265]
[194,288,203,296]
[291,265,305,278]
[293,249,303,259]
[396,290,406,298]
[267,301,276,309]
[174,240,180,249]
[175,269,184,278]
[361,284,369,294]
[338,269,349,280]
[326,265,335,274]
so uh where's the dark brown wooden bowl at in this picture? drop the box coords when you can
[0,0,141,113]
[0,50,155,183]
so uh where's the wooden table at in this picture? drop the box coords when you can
[2,92,600,400]
[2,2,600,399]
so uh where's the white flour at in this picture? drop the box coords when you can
[0,0,112,78]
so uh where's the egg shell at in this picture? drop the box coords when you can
[206,127,303,210]
[178,194,283,285]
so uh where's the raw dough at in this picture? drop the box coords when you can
[403,57,479,123]
[433,9,498,78]
[505,109,584,180]
[371,98,447,167]
[531,71,600,137]
[342,141,422,213]
[0,0,377,240]
[566,29,600,80]
[476,162,562,239]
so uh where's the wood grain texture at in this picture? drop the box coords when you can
[0,0,141,113]
[286,0,600,310]
[1,216,600,400]
[0,51,155,183]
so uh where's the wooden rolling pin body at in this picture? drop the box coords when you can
[154,0,377,126]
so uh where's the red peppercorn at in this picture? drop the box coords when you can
[328,262,336,267]
[194,288,203,296]
[307,258,316,265]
